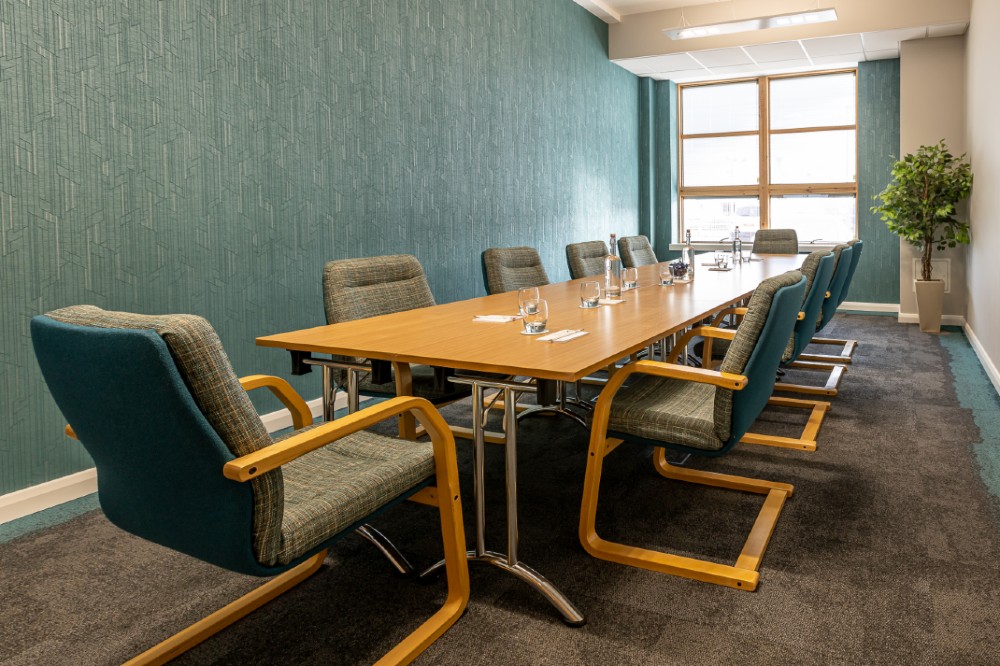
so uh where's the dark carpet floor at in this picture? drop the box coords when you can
[3,315,1000,665]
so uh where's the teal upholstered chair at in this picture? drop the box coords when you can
[322,255,472,436]
[700,250,838,451]
[617,235,658,268]
[799,243,858,364]
[838,239,864,306]
[481,246,551,294]
[751,229,799,254]
[31,306,468,666]
[565,240,608,280]
[579,270,806,592]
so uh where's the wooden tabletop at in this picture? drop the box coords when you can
[257,254,805,382]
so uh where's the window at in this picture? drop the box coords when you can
[678,70,857,244]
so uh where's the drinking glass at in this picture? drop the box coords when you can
[580,281,600,308]
[659,264,674,286]
[518,287,540,316]
[622,268,638,290]
[522,299,549,334]
[715,251,726,266]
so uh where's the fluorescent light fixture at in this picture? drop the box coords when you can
[664,8,837,40]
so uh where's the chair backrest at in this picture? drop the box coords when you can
[31,306,284,576]
[752,229,798,254]
[837,239,864,306]
[481,246,550,295]
[785,250,835,363]
[618,235,658,268]
[817,244,854,331]
[715,271,806,446]
[323,254,435,324]
[565,240,608,280]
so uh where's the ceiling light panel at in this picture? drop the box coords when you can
[664,8,837,40]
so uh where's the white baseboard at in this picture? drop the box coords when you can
[897,313,967,326]
[964,323,1000,398]
[0,392,368,526]
[839,301,900,314]
[0,469,98,525]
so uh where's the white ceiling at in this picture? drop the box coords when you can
[612,22,968,81]
[576,0,969,83]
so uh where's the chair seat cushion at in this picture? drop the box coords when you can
[597,375,724,452]
[270,427,435,565]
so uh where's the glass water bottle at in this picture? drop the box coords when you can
[605,234,622,299]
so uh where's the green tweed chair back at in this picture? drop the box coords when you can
[784,250,835,363]
[323,254,436,324]
[30,306,283,576]
[618,235,658,268]
[718,270,807,445]
[752,229,798,254]
[566,240,608,280]
[481,246,551,295]
[837,239,864,306]
[817,244,853,331]
[603,271,805,457]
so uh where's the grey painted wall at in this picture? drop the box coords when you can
[0,0,639,495]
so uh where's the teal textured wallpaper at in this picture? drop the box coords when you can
[0,1,639,494]
[854,58,901,304]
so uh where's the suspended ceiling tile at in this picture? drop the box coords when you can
[710,63,769,77]
[809,53,864,66]
[927,22,969,37]
[744,41,808,64]
[861,27,927,51]
[651,69,714,82]
[640,52,703,72]
[613,58,655,75]
[801,34,865,59]
[863,49,900,61]
[688,47,753,68]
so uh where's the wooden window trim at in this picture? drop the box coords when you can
[678,69,859,242]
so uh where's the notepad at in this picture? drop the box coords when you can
[537,329,589,343]
[473,314,520,322]
[597,298,625,305]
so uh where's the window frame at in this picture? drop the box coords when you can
[677,69,859,244]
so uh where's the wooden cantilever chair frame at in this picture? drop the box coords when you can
[579,357,792,592]
[67,377,468,666]
[686,250,839,451]
[580,272,806,592]
[799,242,861,364]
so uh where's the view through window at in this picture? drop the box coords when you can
[679,70,858,244]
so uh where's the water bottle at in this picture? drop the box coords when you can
[604,234,622,299]
[732,226,743,264]
[682,229,695,281]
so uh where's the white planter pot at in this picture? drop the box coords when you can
[914,280,944,333]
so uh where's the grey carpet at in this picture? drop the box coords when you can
[2,315,1000,665]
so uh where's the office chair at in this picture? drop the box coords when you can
[798,243,858,364]
[697,250,838,451]
[565,240,608,280]
[481,246,551,294]
[31,305,469,666]
[321,254,472,439]
[579,270,806,591]
[752,228,799,254]
[617,235,658,268]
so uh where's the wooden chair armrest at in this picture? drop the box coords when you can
[224,396,455,483]
[708,307,748,328]
[589,359,747,442]
[65,424,78,440]
[239,375,313,430]
[666,326,737,363]
[631,360,747,390]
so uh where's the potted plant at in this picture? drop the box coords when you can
[871,140,973,333]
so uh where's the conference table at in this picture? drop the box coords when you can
[257,253,805,626]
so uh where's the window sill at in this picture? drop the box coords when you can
[667,242,841,252]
